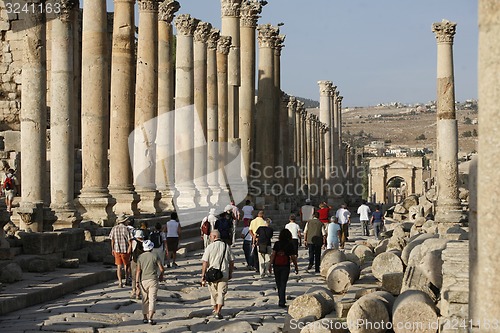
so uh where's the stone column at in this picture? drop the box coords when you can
[109,0,139,216]
[331,87,340,172]
[294,100,302,167]
[50,0,79,229]
[133,0,161,214]
[337,94,344,166]
[299,105,307,192]
[193,21,212,207]
[156,0,180,212]
[471,4,500,327]
[221,0,241,139]
[287,96,297,174]
[217,35,232,196]
[239,0,263,181]
[255,24,278,197]
[275,35,286,186]
[18,0,47,232]
[318,81,333,186]
[76,0,113,226]
[174,14,199,209]
[207,29,221,204]
[432,20,462,225]
[305,113,313,198]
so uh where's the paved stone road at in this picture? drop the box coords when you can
[0,217,369,333]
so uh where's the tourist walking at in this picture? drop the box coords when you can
[299,198,315,229]
[284,214,301,256]
[2,168,17,213]
[150,222,167,267]
[165,212,181,268]
[200,230,235,320]
[255,219,273,278]
[335,204,351,249]
[370,205,385,239]
[109,214,132,288]
[135,240,165,326]
[130,226,145,299]
[357,200,371,236]
[227,200,241,246]
[215,211,233,245]
[200,208,217,248]
[304,212,326,273]
[317,202,331,224]
[241,200,254,227]
[241,224,254,269]
[269,228,298,308]
[249,210,268,273]
[326,216,341,250]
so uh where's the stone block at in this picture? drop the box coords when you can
[381,272,404,295]
[54,228,85,252]
[371,252,404,281]
[20,232,58,255]
[59,258,79,269]
[64,248,89,264]
[0,262,22,283]
[85,241,111,262]
[440,299,469,318]
[28,258,56,272]
[442,287,469,304]
[0,248,14,260]
[176,247,187,258]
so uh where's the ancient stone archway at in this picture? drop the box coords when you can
[368,157,425,204]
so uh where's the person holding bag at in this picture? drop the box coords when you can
[269,229,298,308]
[200,230,235,319]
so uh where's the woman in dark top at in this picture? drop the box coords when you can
[269,229,298,308]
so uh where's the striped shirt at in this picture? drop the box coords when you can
[109,223,131,253]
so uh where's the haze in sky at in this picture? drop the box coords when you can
[100,0,478,107]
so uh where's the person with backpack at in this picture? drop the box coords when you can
[240,224,254,270]
[370,205,385,239]
[255,219,273,278]
[130,225,145,299]
[269,228,298,308]
[165,212,181,268]
[3,169,17,213]
[200,208,217,248]
[150,222,167,268]
[215,211,233,245]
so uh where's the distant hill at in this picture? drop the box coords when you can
[298,97,319,108]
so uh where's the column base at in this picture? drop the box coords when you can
[195,183,211,207]
[13,202,45,232]
[136,190,161,216]
[173,185,199,210]
[48,207,81,230]
[109,188,140,216]
[158,189,175,213]
[435,206,464,225]
[75,194,115,227]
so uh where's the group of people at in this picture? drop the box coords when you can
[109,212,182,325]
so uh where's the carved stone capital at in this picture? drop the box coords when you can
[194,21,213,43]
[175,14,200,37]
[221,0,242,17]
[287,96,297,109]
[274,34,285,55]
[217,35,232,55]
[337,95,343,103]
[207,28,220,50]
[432,19,456,44]
[138,0,160,12]
[57,0,77,22]
[257,24,279,48]
[318,80,333,96]
[240,0,263,28]
[158,0,180,23]
[329,84,337,96]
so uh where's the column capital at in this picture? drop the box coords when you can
[58,0,77,22]
[297,100,305,111]
[217,35,232,55]
[318,80,333,96]
[221,0,242,17]
[194,21,213,43]
[329,83,337,96]
[175,14,200,36]
[337,95,344,103]
[432,19,456,44]
[287,96,297,109]
[138,0,160,12]
[240,0,264,28]
[207,28,220,50]
[158,0,180,23]
[257,23,279,48]
[274,34,286,55]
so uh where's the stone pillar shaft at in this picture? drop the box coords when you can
[19,1,47,231]
[207,29,220,201]
[109,0,138,215]
[471,3,500,327]
[217,35,231,193]
[319,81,332,182]
[287,97,297,173]
[78,0,112,225]
[432,19,461,223]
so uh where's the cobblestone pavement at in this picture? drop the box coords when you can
[0,217,369,333]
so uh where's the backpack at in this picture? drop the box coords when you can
[3,176,13,191]
[216,218,231,239]
[201,218,211,236]
[149,231,162,248]
[274,250,289,266]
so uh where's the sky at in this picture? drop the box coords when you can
[99,0,478,108]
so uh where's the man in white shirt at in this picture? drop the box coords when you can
[241,200,254,227]
[357,200,371,236]
[300,199,315,229]
[335,204,351,249]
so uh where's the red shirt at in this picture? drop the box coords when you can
[318,208,330,224]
